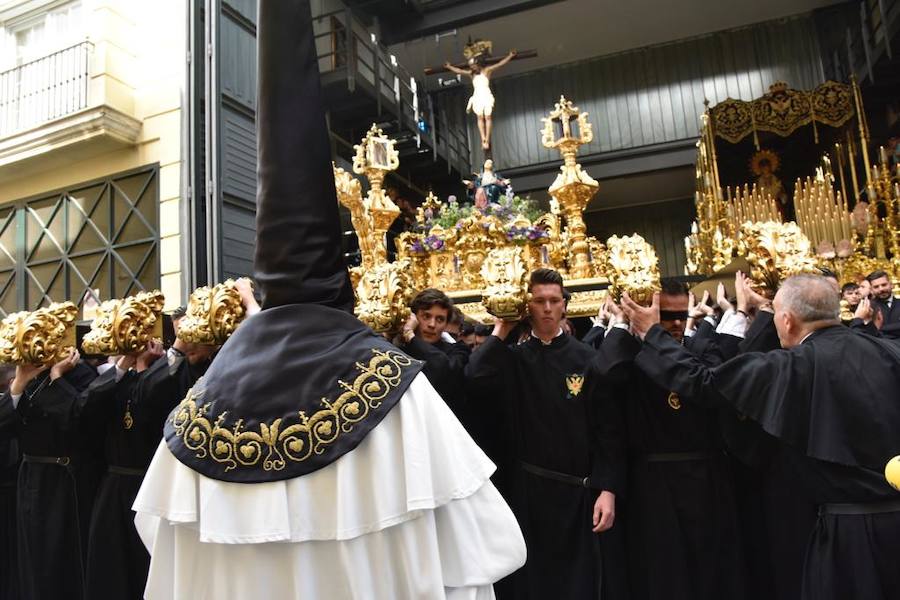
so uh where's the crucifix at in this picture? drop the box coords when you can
[425,39,537,153]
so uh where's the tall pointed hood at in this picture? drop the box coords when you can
[254,0,353,311]
[163,0,422,484]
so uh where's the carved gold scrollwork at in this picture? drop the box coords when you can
[353,260,416,334]
[481,246,529,321]
[177,281,246,346]
[738,221,819,289]
[0,302,77,365]
[605,234,661,305]
[82,290,165,355]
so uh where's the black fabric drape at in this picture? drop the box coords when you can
[254,0,352,311]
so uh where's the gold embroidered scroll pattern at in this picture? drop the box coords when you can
[171,349,413,472]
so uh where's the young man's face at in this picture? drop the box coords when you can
[528,283,565,337]
[870,276,893,301]
[415,306,449,344]
[842,287,860,305]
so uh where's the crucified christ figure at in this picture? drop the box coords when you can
[444,50,516,151]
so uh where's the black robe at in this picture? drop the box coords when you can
[84,353,180,600]
[7,364,98,600]
[402,336,470,417]
[0,399,18,600]
[720,311,818,600]
[465,333,625,600]
[582,325,605,350]
[636,323,900,600]
[595,327,746,600]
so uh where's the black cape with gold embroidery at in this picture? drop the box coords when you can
[164,305,421,483]
[164,0,421,483]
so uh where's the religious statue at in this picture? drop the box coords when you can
[751,149,789,218]
[443,40,517,151]
[464,159,510,209]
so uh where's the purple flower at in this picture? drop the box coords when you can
[423,234,445,251]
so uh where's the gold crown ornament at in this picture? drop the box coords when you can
[463,39,493,62]
[605,234,661,305]
[176,280,246,346]
[82,291,165,356]
[481,247,529,321]
[0,302,78,365]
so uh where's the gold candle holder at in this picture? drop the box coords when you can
[541,96,598,279]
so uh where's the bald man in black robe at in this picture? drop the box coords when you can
[621,274,900,600]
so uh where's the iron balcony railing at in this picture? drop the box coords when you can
[0,40,93,138]
[312,3,470,175]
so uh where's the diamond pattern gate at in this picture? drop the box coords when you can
[0,165,160,316]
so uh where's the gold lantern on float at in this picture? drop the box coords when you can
[738,222,819,290]
[541,95,598,280]
[352,124,401,265]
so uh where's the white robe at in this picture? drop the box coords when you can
[133,374,526,599]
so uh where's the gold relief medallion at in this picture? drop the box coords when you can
[667,391,682,410]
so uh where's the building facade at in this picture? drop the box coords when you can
[0,0,187,314]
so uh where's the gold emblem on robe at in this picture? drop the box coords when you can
[667,391,682,410]
[566,374,584,397]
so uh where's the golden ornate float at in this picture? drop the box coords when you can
[337,96,638,329]
[686,79,899,289]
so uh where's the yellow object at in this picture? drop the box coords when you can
[0,303,78,366]
[176,281,246,346]
[885,456,900,492]
[82,291,165,355]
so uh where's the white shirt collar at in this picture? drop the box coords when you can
[531,328,564,345]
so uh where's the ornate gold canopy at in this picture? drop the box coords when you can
[687,78,899,290]
[710,81,855,145]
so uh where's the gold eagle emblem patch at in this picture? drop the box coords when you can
[566,374,584,397]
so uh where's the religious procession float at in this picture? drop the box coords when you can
[335,74,898,332]
[3,37,897,357]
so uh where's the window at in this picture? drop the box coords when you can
[0,2,90,136]
[1,1,85,70]
[0,165,161,315]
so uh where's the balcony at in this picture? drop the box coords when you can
[0,40,142,176]
[313,3,471,190]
